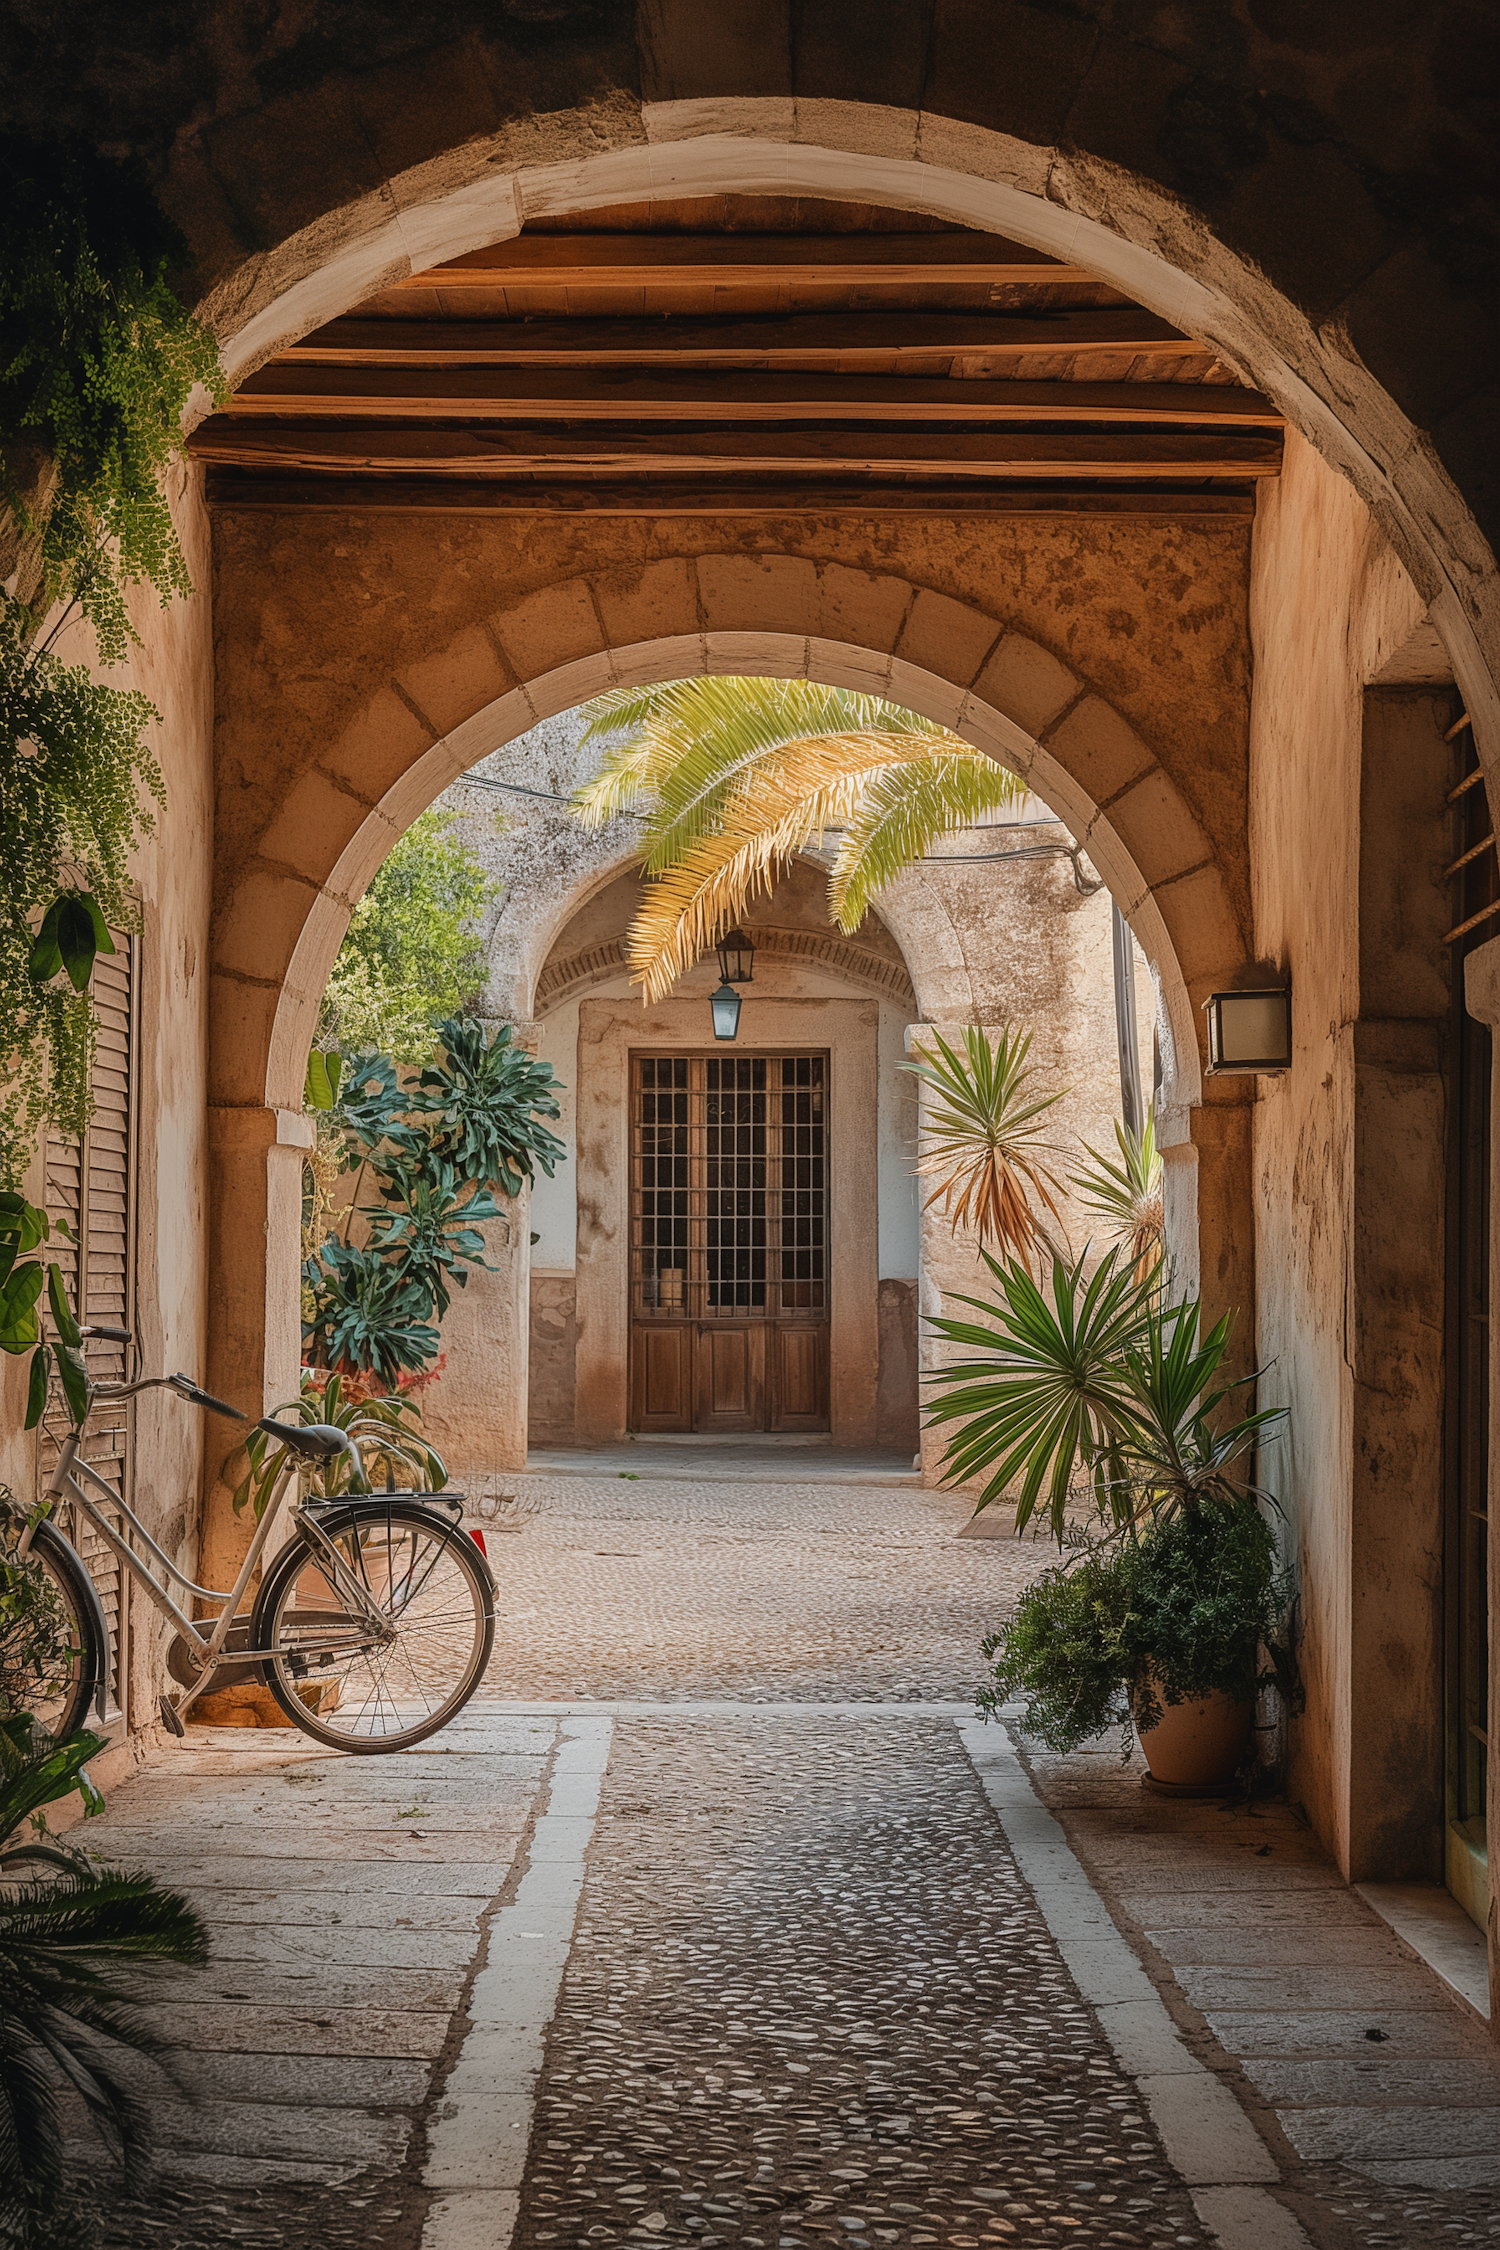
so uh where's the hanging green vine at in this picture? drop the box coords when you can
[0,137,226,1185]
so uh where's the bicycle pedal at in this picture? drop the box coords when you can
[158,1692,186,1739]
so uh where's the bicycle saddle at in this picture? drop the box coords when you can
[255,1418,351,1461]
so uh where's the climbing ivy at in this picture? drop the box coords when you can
[0,138,225,1185]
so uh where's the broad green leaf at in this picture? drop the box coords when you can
[47,1261,82,1348]
[0,1263,45,1353]
[56,894,100,993]
[24,1343,50,1428]
[27,896,64,983]
[55,1339,90,1425]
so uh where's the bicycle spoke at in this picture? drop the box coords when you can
[264,1506,491,1748]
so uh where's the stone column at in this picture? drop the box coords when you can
[201,1105,311,1590]
[1462,935,1500,2024]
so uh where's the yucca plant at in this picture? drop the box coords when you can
[571,677,1025,1000]
[230,1369,448,1517]
[1071,1108,1165,1282]
[0,1713,208,2244]
[924,1244,1284,1542]
[902,1025,1068,1268]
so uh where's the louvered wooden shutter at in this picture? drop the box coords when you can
[37,931,138,1722]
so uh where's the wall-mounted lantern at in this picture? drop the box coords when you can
[1203,987,1292,1075]
[709,927,755,1041]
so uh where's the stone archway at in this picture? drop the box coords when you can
[186,115,1495,759]
[203,544,1254,1580]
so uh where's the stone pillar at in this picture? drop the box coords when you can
[1342,689,1452,1880]
[415,1191,532,1479]
[201,1105,310,1590]
[1461,936,1500,2023]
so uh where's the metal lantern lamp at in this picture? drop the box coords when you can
[1203,987,1292,1075]
[709,927,755,1041]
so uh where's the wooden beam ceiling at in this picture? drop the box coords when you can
[200,200,1282,517]
[284,311,1200,366]
[227,372,1278,425]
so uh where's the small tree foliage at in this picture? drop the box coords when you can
[319,810,499,1063]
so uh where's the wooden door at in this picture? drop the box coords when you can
[629,1052,829,1433]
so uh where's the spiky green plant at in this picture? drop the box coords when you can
[901,1025,1068,1268]
[230,1369,448,1517]
[1071,1109,1165,1282]
[923,1245,1284,1542]
[571,677,1025,1000]
[0,1713,208,2242]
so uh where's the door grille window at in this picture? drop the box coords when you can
[632,1054,827,1323]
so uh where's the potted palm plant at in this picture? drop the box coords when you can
[925,1247,1296,1790]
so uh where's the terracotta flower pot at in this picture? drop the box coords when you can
[1133,1668,1252,1794]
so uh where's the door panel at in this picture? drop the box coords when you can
[631,1324,693,1431]
[770,1323,829,1432]
[629,1052,829,1432]
[695,1323,766,1431]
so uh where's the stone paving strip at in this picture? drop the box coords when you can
[78,1714,559,2248]
[1025,1733,1500,2249]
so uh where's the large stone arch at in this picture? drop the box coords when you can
[203,553,1251,1587]
[182,109,1496,758]
[245,604,1225,1124]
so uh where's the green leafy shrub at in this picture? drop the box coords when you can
[0,139,225,1183]
[981,1500,1297,1757]
[230,1371,448,1518]
[319,810,498,1063]
[301,1019,564,1382]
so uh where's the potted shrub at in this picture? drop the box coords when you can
[925,1247,1298,1791]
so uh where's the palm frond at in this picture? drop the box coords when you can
[628,764,871,1000]
[902,1025,1069,1268]
[569,734,659,827]
[828,751,1026,930]
[1071,1108,1164,1283]
[573,675,967,871]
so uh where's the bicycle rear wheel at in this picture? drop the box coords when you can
[250,1501,495,1752]
[0,1521,105,1741]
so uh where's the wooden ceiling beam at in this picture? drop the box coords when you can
[287,311,1198,366]
[227,370,1277,427]
[204,473,1257,518]
[399,232,1097,287]
[189,425,1282,478]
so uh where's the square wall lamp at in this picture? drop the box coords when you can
[1203,987,1292,1075]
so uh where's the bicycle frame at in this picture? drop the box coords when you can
[19,1378,396,1718]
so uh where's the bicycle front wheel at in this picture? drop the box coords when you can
[251,1502,495,1752]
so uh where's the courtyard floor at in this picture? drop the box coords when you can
[61,1463,1500,2250]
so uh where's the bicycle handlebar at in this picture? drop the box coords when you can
[167,1373,247,1421]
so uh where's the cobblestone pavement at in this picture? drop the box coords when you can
[512,1714,1212,2250]
[478,1472,1043,1703]
[53,1466,1500,2250]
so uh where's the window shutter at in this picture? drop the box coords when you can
[37,930,138,1722]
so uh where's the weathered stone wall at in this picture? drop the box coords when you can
[1250,427,1454,1882]
[1,463,217,1744]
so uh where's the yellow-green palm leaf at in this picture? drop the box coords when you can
[573,676,1026,996]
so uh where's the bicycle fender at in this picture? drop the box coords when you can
[35,1521,112,1724]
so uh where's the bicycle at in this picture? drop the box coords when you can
[7,1326,497,1753]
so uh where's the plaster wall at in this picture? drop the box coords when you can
[1250,428,1452,1880]
[1,463,216,1728]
